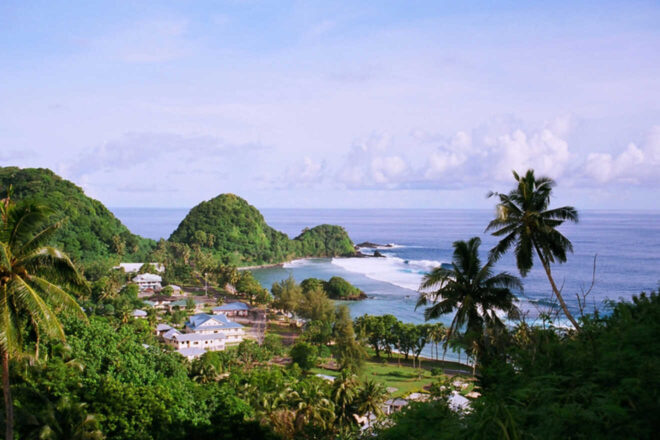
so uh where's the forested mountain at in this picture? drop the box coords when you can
[169,194,355,265]
[0,168,356,268]
[0,167,155,265]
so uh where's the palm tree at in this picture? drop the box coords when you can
[429,323,449,362]
[0,195,87,439]
[416,237,522,357]
[145,308,158,327]
[289,381,336,434]
[355,379,387,418]
[331,371,358,430]
[486,169,580,329]
[28,396,104,440]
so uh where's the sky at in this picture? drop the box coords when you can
[1,0,659,209]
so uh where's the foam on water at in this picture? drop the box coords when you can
[331,255,443,292]
[282,259,310,268]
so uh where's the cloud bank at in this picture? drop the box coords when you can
[282,122,660,192]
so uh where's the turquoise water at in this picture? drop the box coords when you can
[112,208,660,350]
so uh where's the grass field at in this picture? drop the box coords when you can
[311,353,473,398]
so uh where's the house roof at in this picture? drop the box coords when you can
[156,324,172,331]
[177,347,206,358]
[185,313,243,331]
[213,302,250,311]
[162,328,227,342]
[133,273,162,283]
[385,398,408,407]
[132,309,147,317]
[170,299,204,307]
[115,262,165,273]
[143,300,157,307]
[162,329,180,339]
[448,391,470,411]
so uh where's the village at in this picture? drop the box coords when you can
[117,263,263,360]
[114,261,476,427]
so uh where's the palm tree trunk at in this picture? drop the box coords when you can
[2,349,13,440]
[534,245,581,330]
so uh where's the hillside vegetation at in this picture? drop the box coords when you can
[0,167,155,265]
[169,194,355,265]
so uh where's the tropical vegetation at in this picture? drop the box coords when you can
[1,166,657,440]
[168,194,355,265]
[0,167,155,266]
[0,192,89,440]
[486,169,580,328]
[416,236,522,365]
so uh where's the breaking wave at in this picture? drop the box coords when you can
[331,255,444,291]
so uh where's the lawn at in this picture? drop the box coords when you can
[311,353,473,398]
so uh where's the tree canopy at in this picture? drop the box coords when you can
[168,194,355,265]
[0,167,155,266]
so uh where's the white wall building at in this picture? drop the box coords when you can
[161,313,245,359]
[115,262,165,273]
[133,273,162,291]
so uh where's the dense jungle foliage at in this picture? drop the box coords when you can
[375,291,660,440]
[0,169,355,271]
[168,194,355,265]
[0,167,155,266]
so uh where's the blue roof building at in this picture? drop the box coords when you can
[212,301,251,317]
[186,313,244,331]
[160,313,246,359]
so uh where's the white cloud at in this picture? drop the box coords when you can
[282,157,326,187]
[65,132,264,180]
[488,128,572,182]
[584,126,660,184]
[336,134,414,188]
[424,131,471,179]
[371,156,407,184]
[319,120,660,192]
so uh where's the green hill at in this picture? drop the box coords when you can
[169,194,355,265]
[0,167,155,265]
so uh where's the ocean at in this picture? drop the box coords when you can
[112,207,660,357]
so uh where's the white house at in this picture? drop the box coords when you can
[132,309,147,319]
[115,262,165,273]
[161,313,245,359]
[133,273,162,291]
[168,285,183,295]
[382,398,408,415]
[156,323,173,336]
[448,391,471,412]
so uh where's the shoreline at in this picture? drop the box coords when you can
[237,253,365,271]
[237,262,285,271]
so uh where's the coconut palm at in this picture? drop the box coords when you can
[416,237,522,354]
[355,379,387,418]
[429,323,448,361]
[289,381,336,434]
[27,396,104,440]
[331,371,358,429]
[486,169,580,329]
[0,194,88,439]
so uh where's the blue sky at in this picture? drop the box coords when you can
[1,0,659,209]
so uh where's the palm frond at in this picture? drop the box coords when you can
[541,206,578,223]
[28,276,87,320]
[10,277,65,341]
